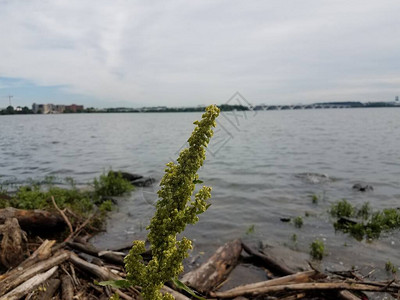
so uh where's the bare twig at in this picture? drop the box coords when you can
[51,196,73,237]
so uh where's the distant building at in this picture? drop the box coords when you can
[65,104,84,113]
[32,103,45,114]
[396,96,399,102]
[32,103,83,114]
[54,105,65,113]
[32,103,38,113]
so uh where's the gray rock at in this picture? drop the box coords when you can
[352,183,373,192]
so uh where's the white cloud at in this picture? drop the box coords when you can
[0,0,399,106]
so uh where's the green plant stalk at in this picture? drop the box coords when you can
[124,105,220,300]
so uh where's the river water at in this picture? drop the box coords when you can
[1,108,399,279]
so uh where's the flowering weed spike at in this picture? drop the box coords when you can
[124,105,220,300]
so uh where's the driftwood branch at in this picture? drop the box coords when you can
[182,239,242,294]
[51,196,73,237]
[210,270,317,298]
[69,251,119,281]
[61,274,74,300]
[0,250,69,295]
[0,266,58,300]
[215,281,399,297]
[67,240,124,265]
[19,239,56,269]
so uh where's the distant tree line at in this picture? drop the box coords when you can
[0,106,33,115]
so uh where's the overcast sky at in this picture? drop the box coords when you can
[0,0,399,108]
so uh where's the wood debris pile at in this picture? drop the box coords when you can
[1,208,399,300]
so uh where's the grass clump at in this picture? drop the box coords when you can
[330,199,354,218]
[0,184,93,213]
[310,194,319,204]
[356,202,371,220]
[246,224,255,235]
[310,239,325,260]
[385,260,397,274]
[93,171,133,200]
[291,233,297,242]
[294,216,304,228]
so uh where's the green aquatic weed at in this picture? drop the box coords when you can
[332,202,400,240]
[124,105,220,300]
[310,239,325,260]
[246,224,255,235]
[330,199,354,218]
[93,170,133,200]
[291,233,297,242]
[311,194,319,204]
[357,202,371,220]
[385,260,397,274]
[294,216,304,228]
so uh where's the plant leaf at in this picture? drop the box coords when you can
[193,179,204,184]
[171,278,207,300]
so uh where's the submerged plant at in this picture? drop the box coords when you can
[310,194,319,204]
[385,260,397,274]
[357,202,371,220]
[310,239,325,260]
[330,199,354,218]
[246,224,255,235]
[294,216,304,228]
[93,170,133,200]
[123,105,220,300]
[332,199,400,240]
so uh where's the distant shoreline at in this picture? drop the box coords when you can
[1,102,399,115]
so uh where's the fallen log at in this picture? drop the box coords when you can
[0,207,65,231]
[181,239,242,294]
[0,266,58,300]
[0,250,69,296]
[210,270,317,298]
[242,242,295,276]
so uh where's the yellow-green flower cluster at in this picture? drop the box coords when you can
[124,105,220,300]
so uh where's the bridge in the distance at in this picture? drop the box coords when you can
[253,100,400,111]
[254,104,354,111]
